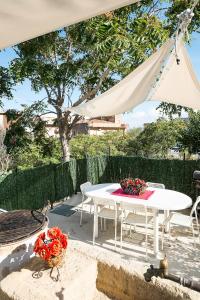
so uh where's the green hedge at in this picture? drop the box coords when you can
[0,156,199,211]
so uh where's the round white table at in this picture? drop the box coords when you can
[85,183,192,256]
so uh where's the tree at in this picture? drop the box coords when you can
[0,130,11,173]
[179,111,200,155]
[156,103,191,119]
[70,131,126,159]
[5,101,47,152]
[4,101,62,168]
[0,66,13,105]
[10,2,168,162]
[12,139,61,169]
[126,118,185,158]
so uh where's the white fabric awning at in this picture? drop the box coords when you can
[69,38,200,117]
[68,39,174,117]
[149,39,200,109]
[0,0,139,50]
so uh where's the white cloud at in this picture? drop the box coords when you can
[123,101,161,128]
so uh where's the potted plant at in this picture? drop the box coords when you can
[34,227,68,268]
[120,178,147,195]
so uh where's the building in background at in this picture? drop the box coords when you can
[41,114,128,137]
[0,110,8,130]
[71,115,128,136]
[0,111,128,137]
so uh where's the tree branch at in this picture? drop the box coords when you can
[72,67,110,108]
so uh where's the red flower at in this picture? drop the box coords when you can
[34,227,68,261]
[38,232,45,241]
[33,237,44,253]
[59,234,68,249]
[38,245,51,260]
[48,227,62,239]
[49,239,62,256]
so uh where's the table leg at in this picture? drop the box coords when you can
[153,208,159,256]
[94,203,98,238]
[164,210,170,233]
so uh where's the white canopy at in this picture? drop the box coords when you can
[150,39,200,109]
[0,0,139,50]
[69,38,200,117]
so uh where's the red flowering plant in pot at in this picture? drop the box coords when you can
[120,178,147,195]
[34,227,68,269]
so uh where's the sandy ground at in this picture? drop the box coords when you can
[48,193,200,282]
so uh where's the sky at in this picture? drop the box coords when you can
[0,32,199,128]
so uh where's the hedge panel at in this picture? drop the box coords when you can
[0,156,199,211]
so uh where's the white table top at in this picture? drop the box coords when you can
[85,183,192,211]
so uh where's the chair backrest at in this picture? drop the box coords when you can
[146,182,165,189]
[80,182,92,194]
[93,197,117,208]
[120,201,146,213]
[0,208,7,214]
[190,196,200,219]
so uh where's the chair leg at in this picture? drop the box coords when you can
[93,214,96,245]
[191,223,196,248]
[104,218,107,231]
[120,220,123,254]
[100,218,103,231]
[80,201,83,226]
[195,218,200,244]
[114,217,117,251]
[145,224,148,259]
[161,224,165,251]
[168,223,171,241]
[89,205,92,215]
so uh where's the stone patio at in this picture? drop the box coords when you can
[1,193,199,300]
[48,193,200,282]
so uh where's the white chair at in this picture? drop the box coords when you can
[146,182,165,189]
[80,182,93,226]
[93,197,119,251]
[162,196,200,249]
[132,182,165,217]
[146,182,167,225]
[120,201,153,257]
[0,208,7,213]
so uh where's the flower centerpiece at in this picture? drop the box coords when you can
[120,178,147,195]
[34,227,68,268]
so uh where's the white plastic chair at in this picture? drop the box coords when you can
[146,182,167,225]
[120,201,153,257]
[162,196,200,249]
[93,197,119,251]
[133,182,165,217]
[146,182,165,189]
[0,208,7,213]
[80,182,93,226]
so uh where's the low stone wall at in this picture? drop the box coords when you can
[96,261,197,300]
[0,241,199,300]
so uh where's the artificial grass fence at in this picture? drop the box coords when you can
[0,156,199,211]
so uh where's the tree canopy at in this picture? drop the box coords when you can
[9,1,173,161]
[125,118,186,158]
[179,111,200,155]
[0,0,199,164]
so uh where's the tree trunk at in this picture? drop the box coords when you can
[60,134,70,162]
[56,107,70,162]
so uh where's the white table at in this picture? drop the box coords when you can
[85,183,192,256]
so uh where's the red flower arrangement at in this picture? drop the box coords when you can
[120,178,147,195]
[34,227,68,263]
